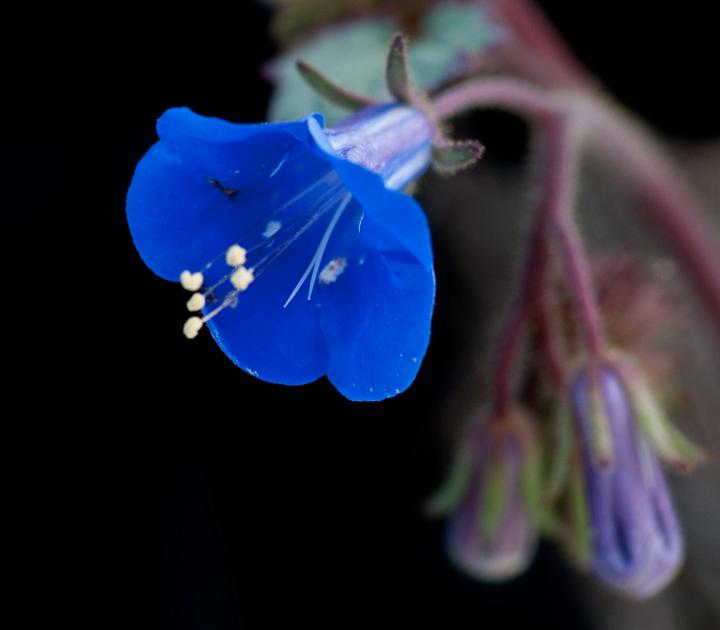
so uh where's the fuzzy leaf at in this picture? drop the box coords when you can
[433,140,484,174]
[386,33,412,102]
[267,2,500,125]
[425,441,475,516]
[543,401,573,504]
[296,60,377,111]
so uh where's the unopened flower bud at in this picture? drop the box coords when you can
[428,408,540,582]
[571,364,684,598]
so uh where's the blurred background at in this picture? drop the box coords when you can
[4,2,719,628]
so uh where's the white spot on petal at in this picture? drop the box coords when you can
[319,257,347,285]
[263,220,282,239]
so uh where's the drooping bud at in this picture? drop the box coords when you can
[428,408,540,582]
[571,364,684,598]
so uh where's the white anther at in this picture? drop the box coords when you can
[186,293,206,312]
[225,244,247,267]
[231,266,255,291]
[180,270,204,292]
[183,316,204,339]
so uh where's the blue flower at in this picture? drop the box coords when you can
[126,104,435,401]
[571,365,684,598]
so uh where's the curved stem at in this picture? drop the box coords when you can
[490,214,546,418]
[436,76,720,345]
[536,244,568,387]
[492,0,591,88]
[490,117,605,417]
[434,77,557,121]
[566,94,720,328]
[542,118,606,356]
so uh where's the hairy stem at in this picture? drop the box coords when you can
[436,77,720,343]
[490,116,605,417]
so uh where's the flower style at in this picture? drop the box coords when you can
[428,409,540,581]
[571,364,684,598]
[127,103,436,401]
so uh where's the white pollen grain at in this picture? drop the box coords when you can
[231,266,255,291]
[225,244,247,267]
[180,270,203,292]
[186,293,206,312]
[183,316,203,339]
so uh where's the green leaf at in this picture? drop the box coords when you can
[267,2,500,125]
[296,60,377,111]
[409,2,501,89]
[268,19,396,125]
[386,33,412,102]
[433,140,484,174]
[425,441,475,517]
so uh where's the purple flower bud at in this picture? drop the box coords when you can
[429,410,540,582]
[571,365,684,598]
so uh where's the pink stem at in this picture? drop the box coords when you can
[492,0,591,87]
[433,77,557,121]
[491,215,546,417]
[536,246,568,386]
[436,77,720,346]
[491,117,605,417]
[567,95,720,328]
[542,118,606,356]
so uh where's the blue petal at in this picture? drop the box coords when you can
[305,116,433,268]
[126,108,324,280]
[204,231,331,386]
[320,250,434,401]
[127,107,435,397]
[315,233,435,401]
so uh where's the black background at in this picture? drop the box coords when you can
[5,2,719,629]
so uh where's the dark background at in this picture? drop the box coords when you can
[5,3,719,629]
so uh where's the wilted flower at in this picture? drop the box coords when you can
[127,104,435,400]
[571,363,685,598]
[428,408,540,581]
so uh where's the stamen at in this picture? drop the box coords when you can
[180,270,204,292]
[307,195,352,300]
[283,193,352,308]
[183,316,204,339]
[186,293,206,312]
[225,244,247,267]
[251,186,347,276]
[231,266,255,291]
[180,172,349,336]
[269,153,289,178]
